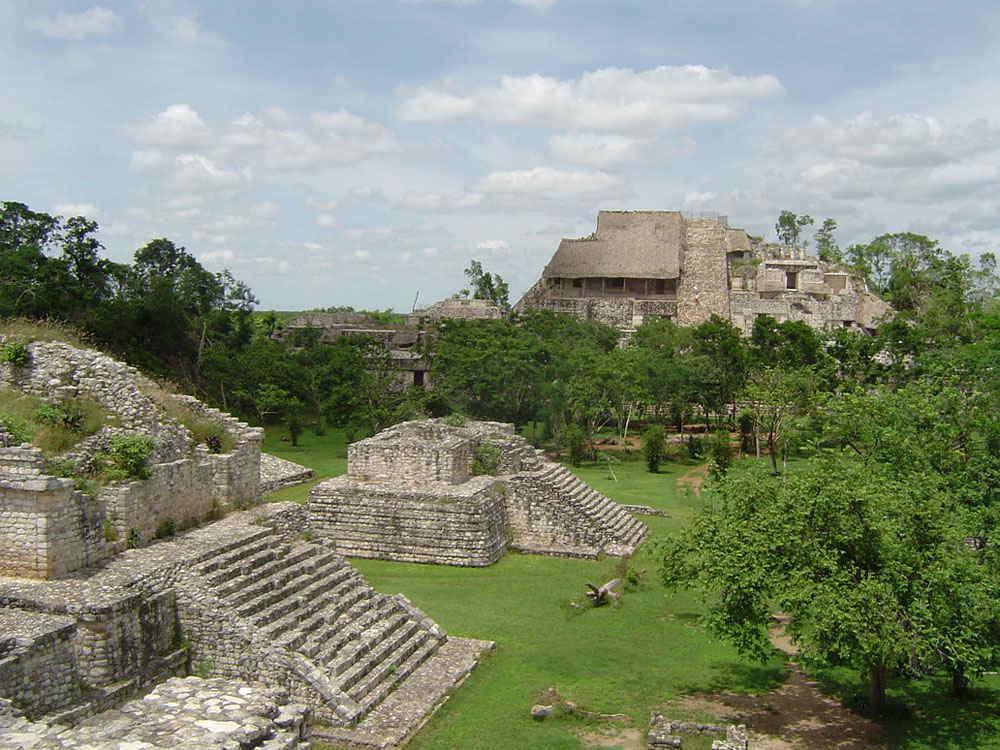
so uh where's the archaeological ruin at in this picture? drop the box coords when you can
[0,338,497,748]
[516,210,891,338]
[309,419,647,565]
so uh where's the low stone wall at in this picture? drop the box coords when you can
[308,477,509,566]
[0,445,109,578]
[0,610,81,718]
[260,453,315,494]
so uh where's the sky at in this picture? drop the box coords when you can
[2,1,999,312]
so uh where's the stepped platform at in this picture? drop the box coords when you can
[0,503,491,739]
[308,419,648,566]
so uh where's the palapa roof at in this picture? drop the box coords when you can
[542,210,685,280]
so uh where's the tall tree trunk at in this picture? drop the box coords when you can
[869,663,887,714]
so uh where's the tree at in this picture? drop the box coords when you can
[464,260,510,312]
[661,457,1000,712]
[814,218,841,262]
[743,366,821,474]
[642,424,665,473]
[774,210,814,248]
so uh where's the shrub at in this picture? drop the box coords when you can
[2,341,29,367]
[106,433,155,481]
[154,518,177,539]
[686,435,703,459]
[708,430,733,478]
[471,442,500,476]
[642,424,665,473]
[564,424,587,467]
[0,414,33,445]
[287,411,304,447]
[103,517,118,543]
[441,413,469,427]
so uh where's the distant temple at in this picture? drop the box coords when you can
[515,210,890,337]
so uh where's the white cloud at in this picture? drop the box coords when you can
[53,203,100,218]
[472,166,627,202]
[27,6,122,39]
[169,17,226,47]
[165,154,252,195]
[316,213,339,228]
[121,104,211,149]
[228,107,401,169]
[349,185,389,202]
[128,149,167,171]
[546,132,678,169]
[395,65,784,134]
[401,167,630,214]
[767,112,999,167]
[305,197,340,211]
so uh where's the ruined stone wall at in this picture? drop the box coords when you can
[676,219,737,327]
[0,445,109,578]
[348,422,472,485]
[513,292,677,334]
[0,610,81,718]
[308,478,508,566]
[0,339,263,575]
[0,340,189,463]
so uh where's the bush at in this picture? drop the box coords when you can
[708,430,733,478]
[287,411,304,447]
[0,414,33,445]
[471,442,500,476]
[441,413,469,427]
[686,435,703,459]
[106,433,155,481]
[2,341,29,367]
[154,518,177,539]
[642,424,665,473]
[565,424,587,467]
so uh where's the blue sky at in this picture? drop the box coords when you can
[3,1,998,311]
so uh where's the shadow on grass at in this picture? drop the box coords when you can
[809,667,1000,749]
[680,660,788,697]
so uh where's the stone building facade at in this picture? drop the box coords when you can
[516,210,891,337]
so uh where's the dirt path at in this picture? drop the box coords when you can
[676,463,709,494]
[663,618,888,750]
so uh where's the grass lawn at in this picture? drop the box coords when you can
[265,427,1000,749]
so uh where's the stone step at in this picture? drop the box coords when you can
[329,612,413,681]
[348,629,440,709]
[215,545,318,600]
[265,568,367,647]
[335,616,422,691]
[223,546,335,606]
[306,595,389,664]
[243,558,353,627]
[192,532,281,576]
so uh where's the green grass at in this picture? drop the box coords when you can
[0,386,114,454]
[350,552,786,750]
[260,427,350,503]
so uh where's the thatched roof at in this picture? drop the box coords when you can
[542,211,684,280]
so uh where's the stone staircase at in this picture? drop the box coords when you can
[186,528,449,727]
[509,463,647,558]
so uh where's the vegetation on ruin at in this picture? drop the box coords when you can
[0,387,113,454]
